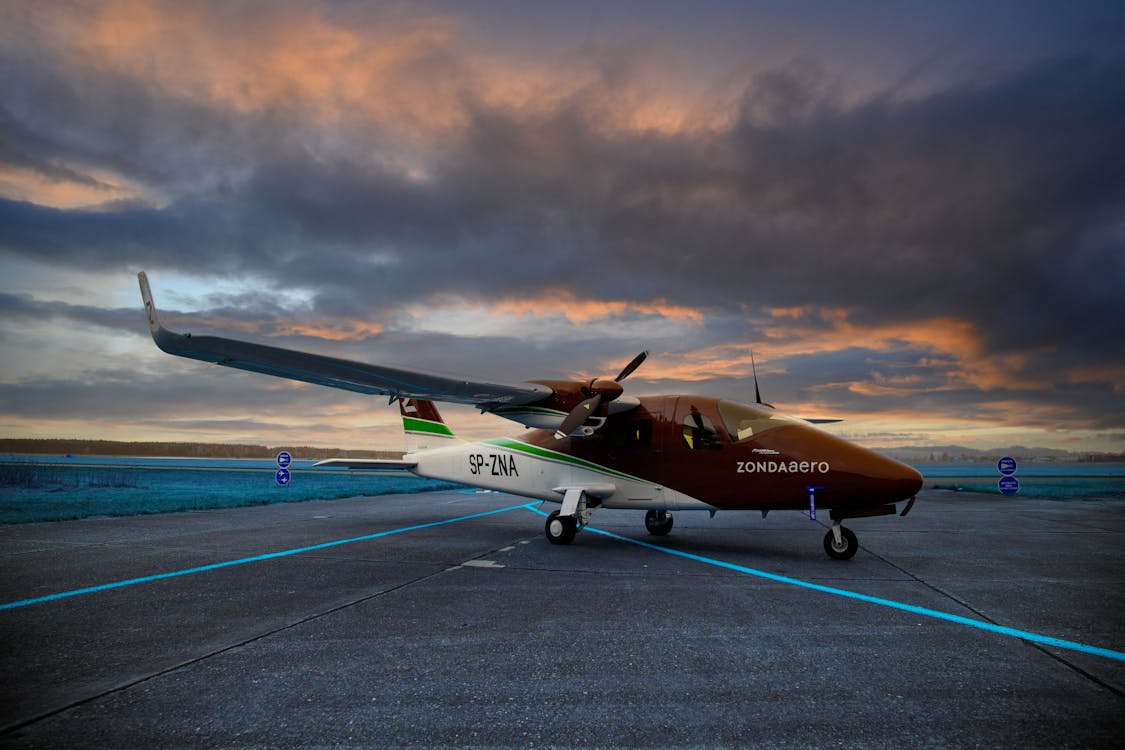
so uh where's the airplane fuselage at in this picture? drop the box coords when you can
[410,395,922,517]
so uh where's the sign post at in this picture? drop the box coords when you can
[275,451,292,487]
[997,456,1018,495]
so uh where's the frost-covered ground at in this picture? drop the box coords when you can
[919,462,1125,500]
[1,457,1122,524]
[0,458,461,523]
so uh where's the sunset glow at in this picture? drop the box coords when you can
[1,1,1122,454]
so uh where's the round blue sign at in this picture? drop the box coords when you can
[998,475,1019,495]
[997,456,1017,476]
[275,467,291,486]
[276,451,292,468]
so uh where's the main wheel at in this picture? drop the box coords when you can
[545,510,577,545]
[823,526,858,560]
[644,509,674,536]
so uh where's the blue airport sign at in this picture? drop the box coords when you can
[998,475,1019,495]
[276,451,292,468]
[997,456,1017,476]
[275,467,291,487]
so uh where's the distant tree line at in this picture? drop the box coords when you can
[0,439,399,460]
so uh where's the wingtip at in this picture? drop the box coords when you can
[136,270,172,342]
[137,271,159,331]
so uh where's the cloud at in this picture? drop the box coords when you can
[0,291,141,333]
[0,2,1123,450]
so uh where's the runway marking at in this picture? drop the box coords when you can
[525,507,1125,663]
[461,559,504,569]
[0,502,536,612]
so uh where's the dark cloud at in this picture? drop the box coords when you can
[0,292,141,333]
[0,368,356,421]
[1,5,1123,446]
[4,50,1122,333]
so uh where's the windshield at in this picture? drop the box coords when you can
[717,399,802,442]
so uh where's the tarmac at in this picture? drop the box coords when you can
[0,489,1122,749]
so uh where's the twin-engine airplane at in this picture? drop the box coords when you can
[138,272,922,559]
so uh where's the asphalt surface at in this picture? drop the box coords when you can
[1,489,1123,749]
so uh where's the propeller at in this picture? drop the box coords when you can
[554,351,648,440]
[614,350,649,382]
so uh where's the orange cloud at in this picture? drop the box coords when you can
[759,306,981,359]
[0,165,148,209]
[272,321,385,341]
[410,292,705,329]
[760,306,1054,392]
[487,292,705,324]
[642,306,1051,394]
[632,345,760,382]
[32,0,458,139]
[1067,364,1125,393]
[175,315,383,342]
[32,0,726,146]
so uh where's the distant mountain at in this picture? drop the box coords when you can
[879,445,1124,463]
[0,438,399,460]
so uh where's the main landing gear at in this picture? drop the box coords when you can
[644,509,674,536]
[545,488,590,545]
[544,510,578,545]
[823,522,858,560]
[545,507,676,545]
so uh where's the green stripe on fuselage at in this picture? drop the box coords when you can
[482,437,644,483]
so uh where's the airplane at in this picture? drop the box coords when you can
[138,272,923,559]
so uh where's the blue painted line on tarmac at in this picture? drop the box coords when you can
[526,506,1125,662]
[0,502,537,612]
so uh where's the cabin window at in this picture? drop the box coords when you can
[682,412,723,450]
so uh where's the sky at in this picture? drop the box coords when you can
[1,0,1124,454]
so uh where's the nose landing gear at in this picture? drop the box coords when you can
[823,522,858,560]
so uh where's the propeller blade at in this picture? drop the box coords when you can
[615,350,649,382]
[554,394,602,440]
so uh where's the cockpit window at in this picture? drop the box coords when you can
[717,399,801,442]
[682,411,723,450]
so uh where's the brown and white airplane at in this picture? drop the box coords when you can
[139,272,923,559]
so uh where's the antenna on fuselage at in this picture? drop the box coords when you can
[751,349,763,404]
[750,349,774,408]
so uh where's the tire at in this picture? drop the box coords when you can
[545,510,577,545]
[644,509,674,536]
[823,526,858,560]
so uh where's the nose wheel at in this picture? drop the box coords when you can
[823,523,858,560]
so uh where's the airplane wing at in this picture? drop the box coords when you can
[138,272,551,409]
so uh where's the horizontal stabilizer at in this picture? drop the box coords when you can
[313,458,418,472]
